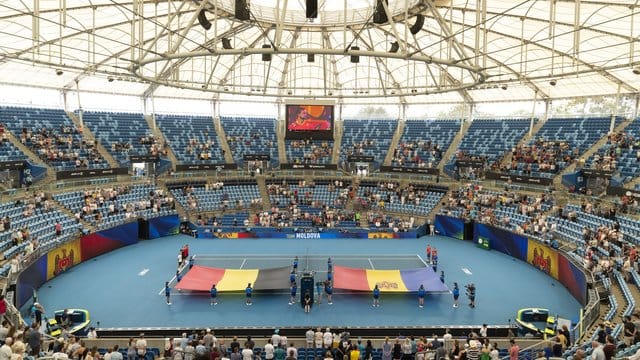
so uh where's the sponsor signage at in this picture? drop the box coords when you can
[455,159,485,168]
[56,167,128,180]
[580,168,613,178]
[280,163,338,170]
[175,163,238,171]
[347,155,375,162]
[243,154,271,161]
[606,186,640,197]
[380,166,439,175]
[129,155,160,162]
[485,172,552,186]
[0,160,25,170]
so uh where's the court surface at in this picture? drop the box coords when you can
[30,235,582,329]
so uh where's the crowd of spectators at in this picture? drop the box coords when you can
[585,131,640,171]
[288,140,332,164]
[502,140,577,175]
[178,183,262,212]
[226,134,275,155]
[356,181,434,212]
[75,186,175,223]
[17,126,103,169]
[267,180,352,209]
[184,137,223,161]
[111,135,168,158]
[439,183,556,240]
[391,141,443,168]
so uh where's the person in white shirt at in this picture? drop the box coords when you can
[305,329,315,349]
[0,337,12,360]
[314,328,323,349]
[241,345,254,360]
[136,334,147,360]
[323,329,333,349]
[110,345,123,360]
[286,344,297,359]
[264,340,274,360]
[271,330,281,350]
[479,324,488,338]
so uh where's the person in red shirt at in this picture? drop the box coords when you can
[509,339,519,360]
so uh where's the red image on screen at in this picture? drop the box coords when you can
[287,105,333,131]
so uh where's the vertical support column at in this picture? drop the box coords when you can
[610,84,621,133]
[530,92,538,137]
[75,81,83,127]
[544,99,551,122]
[150,96,156,130]
[633,95,640,120]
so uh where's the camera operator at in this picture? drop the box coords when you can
[466,283,476,308]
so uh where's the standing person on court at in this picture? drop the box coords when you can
[289,271,296,285]
[325,280,333,305]
[210,284,218,305]
[165,282,171,305]
[372,285,381,307]
[303,291,312,313]
[440,271,445,283]
[452,282,460,308]
[316,281,324,304]
[426,245,432,262]
[245,283,253,305]
[327,257,333,273]
[466,283,476,308]
[293,256,299,274]
[289,282,297,305]
[417,285,426,308]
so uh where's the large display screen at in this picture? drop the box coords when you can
[285,104,334,140]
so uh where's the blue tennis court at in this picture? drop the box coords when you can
[29,235,582,329]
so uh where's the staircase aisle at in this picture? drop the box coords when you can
[437,121,471,172]
[383,120,405,166]
[66,111,120,168]
[214,117,235,164]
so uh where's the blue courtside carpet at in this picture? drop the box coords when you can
[30,234,581,328]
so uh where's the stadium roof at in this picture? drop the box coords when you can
[0,0,639,104]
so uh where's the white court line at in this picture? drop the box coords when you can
[416,254,429,267]
[461,267,473,275]
[368,258,375,270]
[239,258,247,269]
[157,274,178,295]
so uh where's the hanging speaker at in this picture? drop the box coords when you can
[222,38,233,49]
[389,41,399,53]
[235,0,250,21]
[350,46,360,63]
[262,44,272,61]
[197,10,212,30]
[410,14,425,35]
[306,0,318,19]
[373,0,388,24]
[307,54,315,63]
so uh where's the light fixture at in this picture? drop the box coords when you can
[549,79,557,86]
[222,38,233,50]
[501,84,508,90]
[56,69,63,76]
[108,77,114,82]
[389,42,399,53]
[633,66,640,75]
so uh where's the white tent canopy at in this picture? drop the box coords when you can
[0,0,638,105]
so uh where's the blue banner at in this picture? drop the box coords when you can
[434,215,464,239]
[474,223,528,261]
[148,215,180,239]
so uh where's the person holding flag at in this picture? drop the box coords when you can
[417,284,426,308]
